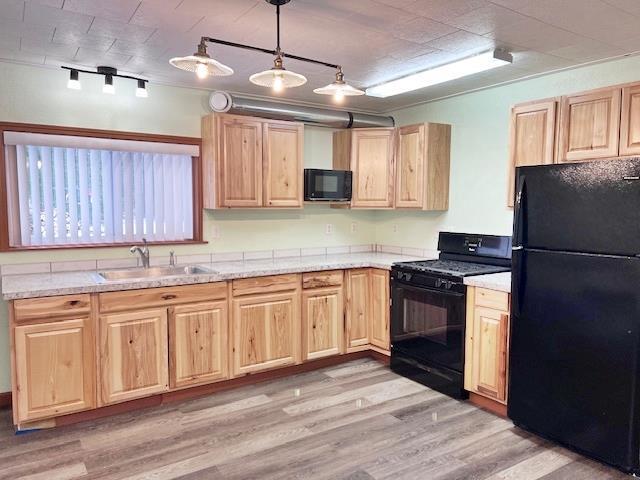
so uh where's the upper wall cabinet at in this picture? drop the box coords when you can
[557,87,621,162]
[395,123,451,210]
[620,83,640,156]
[202,113,304,209]
[507,100,557,207]
[333,124,451,210]
[334,128,395,209]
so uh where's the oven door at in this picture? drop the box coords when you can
[391,280,466,373]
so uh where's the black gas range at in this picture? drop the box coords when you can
[390,232,511,399]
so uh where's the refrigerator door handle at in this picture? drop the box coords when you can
[511,249,523,317]
[512,173,526,247]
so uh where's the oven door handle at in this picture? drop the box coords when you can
[392,282,465,298]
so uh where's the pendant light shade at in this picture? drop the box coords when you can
[169,42,233,79]
[313,67,364,101]
[249,53,306,91]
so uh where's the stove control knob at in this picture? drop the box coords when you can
[435,279,442,288]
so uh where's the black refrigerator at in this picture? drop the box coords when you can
[509,157,640,474]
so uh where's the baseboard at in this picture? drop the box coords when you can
[468,392,508,418]
[0,391,11,409]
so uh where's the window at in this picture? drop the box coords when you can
[1,125,202,249]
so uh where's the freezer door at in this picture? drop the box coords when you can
[509,248,640,472]
[513,158,640,256]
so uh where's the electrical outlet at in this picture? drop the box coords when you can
[392,224,399,234]
[211,224,220,239]
[350,222,357,233]
[325,224,333,235]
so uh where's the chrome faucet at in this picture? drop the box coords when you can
[130,238,150,268]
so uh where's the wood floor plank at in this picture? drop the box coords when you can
[0,359,630,480]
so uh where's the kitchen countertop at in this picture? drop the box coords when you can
[1,252,430,300]
[463,271,511,293]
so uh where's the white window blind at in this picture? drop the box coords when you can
[6,139,195,247]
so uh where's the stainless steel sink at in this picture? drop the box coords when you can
[96,265,213,281]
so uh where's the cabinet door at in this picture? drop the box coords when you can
[351,129,395,208]
[345,269,370,351]
[263,121,303,208]
[558,88,621,162]
[369,269,390,351]
[169,301,228,389]
[14,317,95,422]
[100,308,169,405]
[471,307,508,402]
[232,290,301,375]
[217,115,263,207]
[302,286,344,361]
[395,124,425,209]
[620,83,640,155]
[507,100,556,207]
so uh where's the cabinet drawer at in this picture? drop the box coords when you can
[302,270,343,289]
[232,274,300,296]
[99,282,227,313]
[475,288,509,311]
[13,294,91,323]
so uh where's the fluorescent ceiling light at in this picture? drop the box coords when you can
[366,49,513,98]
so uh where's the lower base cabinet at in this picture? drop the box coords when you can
[464,287,510,404]
[232,289,301,376]
[13,317,95,422]
[302,286,344,360]
[100,308,169,405]
[169,301,229,389]
[370,269,390,351]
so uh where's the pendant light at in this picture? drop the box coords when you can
[249,1,306,92]
[313,67,364,102]
[169,41,234,79]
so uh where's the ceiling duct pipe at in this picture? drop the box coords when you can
[209,91,394,128]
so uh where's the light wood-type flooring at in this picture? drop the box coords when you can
[0,359,629,479]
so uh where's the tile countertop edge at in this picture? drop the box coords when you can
[463,272,512,293]
[1,253,432,300]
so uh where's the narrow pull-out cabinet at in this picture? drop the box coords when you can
[557,87,621,162]
[302,286,344,361]
[169,301,229,389]
[100,308,169,405]
[13,316,95,423]
[395,123,451,210]
[345,269,370,351]
[507,100,557,206]
[369,269,390,351]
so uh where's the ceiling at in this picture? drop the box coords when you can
[1,0,640,112]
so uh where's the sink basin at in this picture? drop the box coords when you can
[97,265,213,281]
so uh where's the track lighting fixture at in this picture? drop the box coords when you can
[169,0,363,101]
[67,69,81,90]
[61,65,149,98]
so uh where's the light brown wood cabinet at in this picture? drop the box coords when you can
[395,123,451,210]
[202,113,303,209]
[557,87,621,162]
[345,268,370,351]
[302,286,344,361]
[13,317,96,423]
[620,83,640,155]
[344,268,391,354]
[100,308,169,405]
[464,287,510,404]
[169,301,228,389]
[334,128,396,209]
[231,275,302,376]
[507,100,557,207]
[369,269,390,351]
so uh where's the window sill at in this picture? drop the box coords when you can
[3,240,208,252]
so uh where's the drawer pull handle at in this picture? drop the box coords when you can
[162,294,177,300]
[68,300,79,307]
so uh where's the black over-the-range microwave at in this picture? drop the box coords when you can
[304,169,352,202]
